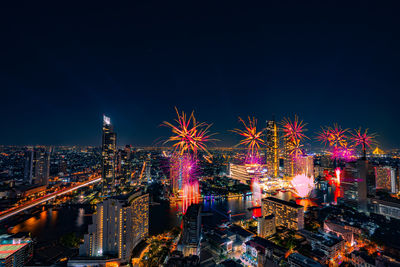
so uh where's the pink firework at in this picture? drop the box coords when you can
[282,115,308,142]
[351,128,377,157]
[291,173,315,198]
[331,144,356,162]
[251,177,262,206]
[316,127,332,146]
[182,180,200,215]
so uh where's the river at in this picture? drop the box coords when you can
[6,182,335,243]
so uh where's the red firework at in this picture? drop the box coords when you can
[282,115,308,142]
[351,128,377,157]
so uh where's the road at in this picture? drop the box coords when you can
[0,177,101,222]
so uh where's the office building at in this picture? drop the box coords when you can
[79,191,149,263]
[340,159,368,211]
[262,197,304,230]
[24,147,50,186]
[180,204,202,256]
[257,214,276,238]
[375,166,396,193]
[283,136,295,177]
[265,119,279,178]
[101,115,117,196]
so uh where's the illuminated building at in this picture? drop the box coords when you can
[339,159,368,211]
[323,220,354,245]
[242,236,287,267]
[299,230,345,265]
[0,234,33,267]
[371,198,400,220]
[265,119,278,178]
[24,147,50,185]
[261,197,304,230]
[179,204,201,256]
[287,253,323,267]
[283,136,295,177]
[257,214,276,238]
[294,155,314,177]
[102,115,117,196]
[375,166,396,193]
[228,163,267,183]
[79,191,149,263]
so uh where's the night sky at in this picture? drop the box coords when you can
[2,1,400,148]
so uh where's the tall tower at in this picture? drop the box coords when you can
[102,115,116,196]
[265,119,279,178]
[24,147,50,185]
[283,136,294,178]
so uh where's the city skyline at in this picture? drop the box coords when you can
[2,2,400,147]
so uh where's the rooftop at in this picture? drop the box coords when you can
[264,197,303,209]
[0,243,28,259]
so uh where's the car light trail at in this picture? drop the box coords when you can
[0,177,101,222]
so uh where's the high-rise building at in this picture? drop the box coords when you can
[375,166,396,193]
[23,148,34,184]
[340,159,368,211]
[102,115,117,196]
[24,147,50,185]
[265,119,279,178]
[0,234,33,267]
[79,191,149,263]
[257,214,276,238]
[262,197,304,230]
[179,204,202,256]
[283,136,295,178]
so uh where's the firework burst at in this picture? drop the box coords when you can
[231,116,265,162]
[282,115,308,142]
[291,173,315,198]
[281,115,308,160]
[162,107,217,156]
[329,124,348,148]
[351,128,377,157]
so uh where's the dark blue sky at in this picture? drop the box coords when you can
[1,1,400,148]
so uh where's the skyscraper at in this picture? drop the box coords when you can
[102,115,116,196]
[283,136,295,178]
[179,204,202,256]
[265,119,279,178]
[79,191,149,263]
[24,147,50,185]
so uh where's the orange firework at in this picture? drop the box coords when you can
[330,124,348,148]
[281,115,308,159]
[162,107,216,156]
[231,116,265,159]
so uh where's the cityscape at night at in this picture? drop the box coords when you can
[2,1,400,267]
